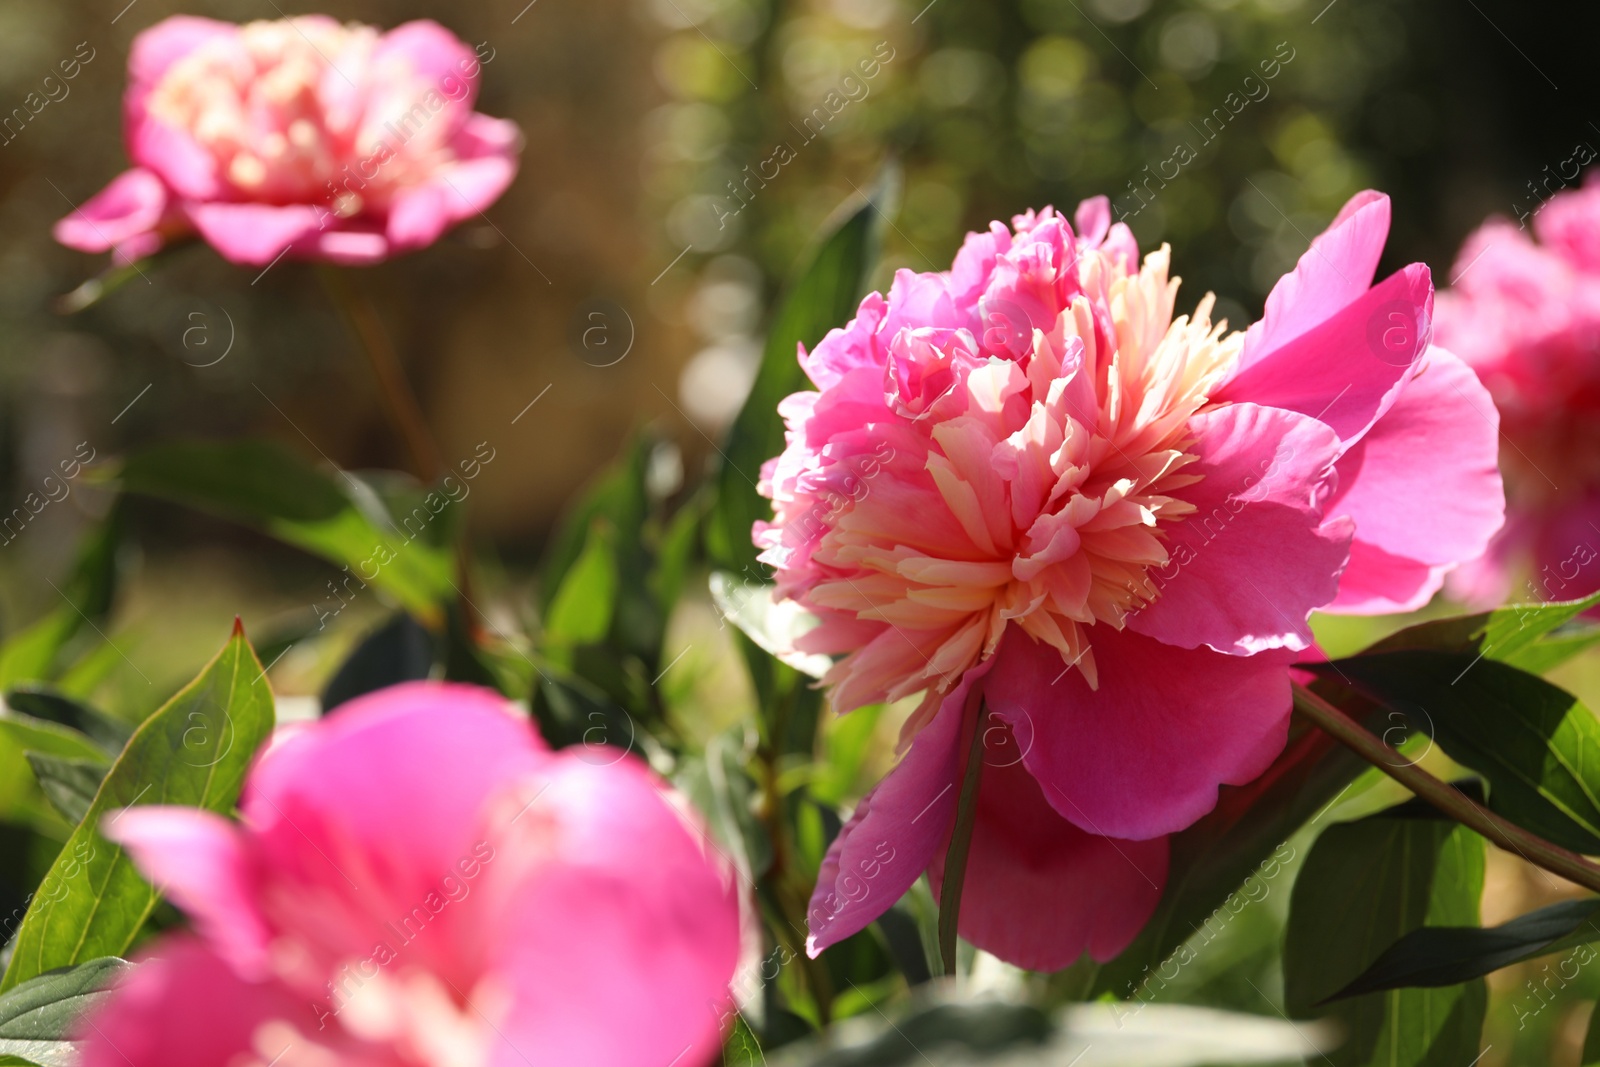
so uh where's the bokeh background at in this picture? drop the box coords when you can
[3,0,1600,1060]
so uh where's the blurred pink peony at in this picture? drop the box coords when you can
[77,683,742,1067]
[55,16,521,266]
[763,192,1504,971]
[1436,179,1600,606]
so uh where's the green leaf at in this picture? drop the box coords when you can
[677,729,773,886]
[320,612,435,714]
[531,671,638,757]
[1283,804,1487,1066]
[1308,650,1600,854]
[0,505,124,690]
[107,441,454,619]
[710,573,831,679]
[0,623,275,992]
[1093,715,1374,998]
[0,717,106,766]
[0,957,129,1067]
[23,755,107,826]
[1323,897,1600,1000]
[544,521,618,647]
[1366,590,1600,667]
[5,690,131,758]
[708,173,892,575]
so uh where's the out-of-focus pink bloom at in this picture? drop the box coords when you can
[55,16,521,266]
[1436,179,1600,606]
[763,192,1503,971]
[77,683,741,1067]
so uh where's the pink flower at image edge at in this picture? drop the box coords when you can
[1436,176,1600,608]
[76,683,742,1067]
[762,191,1505,971]
[55,16,521,267]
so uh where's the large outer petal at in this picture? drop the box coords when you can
[1215,262,1434,445]
[806,661,993,956]
[186,202,329,266]
[984,627,1295,841]
[1126,403,1351,654]
[928,728,1168,970]
[1324,346,1505,613]
[102,807,271,977]
[52,168,170,264]
[76,937,389,1067]
[240,682,549,977]
[1237,191,1390,373]
[483,755,742,1067]
[386,115,521,251]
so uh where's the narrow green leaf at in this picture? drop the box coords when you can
[709,173,893,575]
[544,521,618,647]
[1584,999,1600,1067]
[0,958,129,1067]
[1309,651,1600,854]
[0,718,105,766]
[0,506,124,690]
[1284,805,1487,1066]
[1324,897,1600,999]
[5,690,131,758]
[1367,590,1600,665]
[23,755,107,826]
[0,624,275,991]
[107,441,453,619]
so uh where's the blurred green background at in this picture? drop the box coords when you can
[2,0,1599,1057]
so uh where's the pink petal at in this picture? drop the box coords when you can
[387,116,520,251]
[185,202,327,266]
[242,682,549,972]
[984,626,1295,840]
[485,756,742,1067]
[101,807,271,977]
[76,937,358,1067]
[1216,261,1435,445]
[125,18,235,202]
[806,661,994,956]
[1238,191,1391,375]
[308,226,393,264]
[126,16,235,93]
[928,731,1167,969]
[372,20,481,122]
[53,168,168,257]
[1127,403,1352,654]
[1330,344,1504,561]
[1327,540,1446,614]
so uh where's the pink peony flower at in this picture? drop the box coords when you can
[1435,178,1600,606]
[761,192,1504,970]
[76,683,742,1067]
[55,16,521,267]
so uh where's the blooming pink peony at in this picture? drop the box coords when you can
[1436,178,1600,606]
[55,16,521,267]
[760,192,1504,971]
[77,683,742,1067]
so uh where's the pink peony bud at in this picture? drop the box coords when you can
[77,683,743,1067]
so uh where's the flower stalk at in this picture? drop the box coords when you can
[938,699,990,977]
[1291,682,1600,895]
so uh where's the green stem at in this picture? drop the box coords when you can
[1292,682,1600,894]
[939,699,989,977]
[318,267,444,482]
[319,268,480,632]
